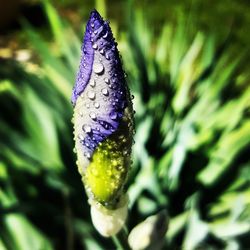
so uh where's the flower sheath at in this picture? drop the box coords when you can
[72,10,134,209]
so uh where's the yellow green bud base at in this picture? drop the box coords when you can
[89,194,128,237]
[82,107,134,208]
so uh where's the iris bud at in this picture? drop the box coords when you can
[72,10,134,236]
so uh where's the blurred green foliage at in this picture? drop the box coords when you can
[0,0,250,249]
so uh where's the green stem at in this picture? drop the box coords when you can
[111,228,131,250]
[111,235,124,250]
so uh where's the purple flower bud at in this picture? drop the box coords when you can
[72,10,134,207]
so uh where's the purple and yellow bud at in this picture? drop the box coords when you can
[72,9,134,235]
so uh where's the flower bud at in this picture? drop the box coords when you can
[128,210,169,250]
[71,9,134,226]
[89,194,128,237]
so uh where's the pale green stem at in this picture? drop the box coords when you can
[111,228,131,250]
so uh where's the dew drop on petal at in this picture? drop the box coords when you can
[93,62,104,75]
[104,78,110,84]
[109,111,117,120]
[86,152,91,159]
[89,112,97,120]
[105,54,110,60]
[103,32,108,39]
[91,168,99,176]
[78,134,84,141]
[87,91,96,100]
[94,102,100,109]
[92,43,98,49]
[100,48,104,55]
[83,124,92,133]
[101,88,109,96]
[90,79,96,87]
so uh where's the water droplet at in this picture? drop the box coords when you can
[131,94,135,99]
[92,43,98,49]
[83,124,92,133]
[101,88,109,96]
[87,91,96,100]
[103,32,108,39]
[78,111,83,117]
[78,134,84,140]
[104,78,110,84]
[116,164,124,170]
[100,48,104,55]
[86,152,91,159]
[107,169,112,176]
[91,23,95,28]
[85,103,90,109]
[91,168,99,176]
[94,102,100,109]
[93,62,104,75]
[90,79,96,87]
[105,53,110,60]
[109,111,117,120]
[89,112,97,120]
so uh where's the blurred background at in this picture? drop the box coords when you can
[0,0,250,249]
